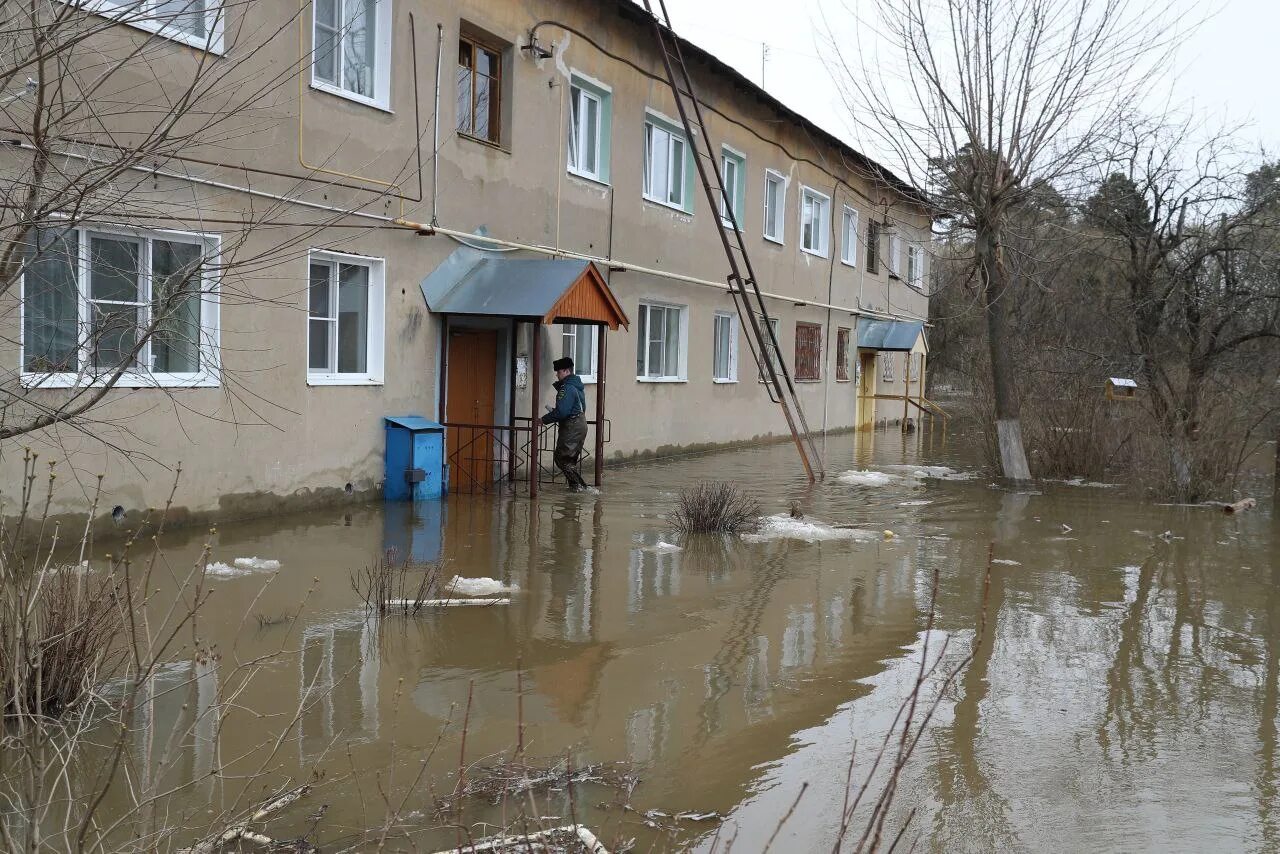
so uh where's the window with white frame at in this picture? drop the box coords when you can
[841,206,859,267]
[763,170,786,243]
[559,323,598,383]
[643,115,688,211]
[720,148,746,228]
[567,75,610,183]
[20,225,219,386]
[881,352,895,382]
[906,244,925,289]
[81,0,225,52]
[887,233,903,277]
[307,250,385,384]
[712,311,737,382]
[800,187,830,256]
[758,316,781,382]
[636,301,686,380]
[313,0,391,108]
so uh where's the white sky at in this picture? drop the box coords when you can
[659,0,1280,178]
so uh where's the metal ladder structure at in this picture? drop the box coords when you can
[640,0,824,482]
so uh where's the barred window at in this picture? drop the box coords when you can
[795,322,822,381]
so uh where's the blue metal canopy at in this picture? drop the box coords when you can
[857,319,926,352]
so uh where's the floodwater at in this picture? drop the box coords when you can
[68,426,1280,851]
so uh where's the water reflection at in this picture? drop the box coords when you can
[58,428,1280,852]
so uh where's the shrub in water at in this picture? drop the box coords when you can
[671,482,761,534]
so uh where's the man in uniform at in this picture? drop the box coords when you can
[541,356,589,491]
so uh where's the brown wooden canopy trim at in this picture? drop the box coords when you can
[543,262,629,330]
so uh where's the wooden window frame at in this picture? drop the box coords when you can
[835,327,851,381]
[457,34,503,145]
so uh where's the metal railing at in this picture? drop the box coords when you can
[441,419,612,494]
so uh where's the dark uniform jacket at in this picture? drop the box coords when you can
[541,374,586,424]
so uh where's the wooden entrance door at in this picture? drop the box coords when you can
[856,351,877,430]
[445,327,498,492]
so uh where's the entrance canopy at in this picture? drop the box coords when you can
[421,250,628,329]
[857,319,926,352]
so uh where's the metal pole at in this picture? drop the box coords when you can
[594,324,607,487]
[529,322,540,499]
[508,318,517,483]
[902,353,910,432]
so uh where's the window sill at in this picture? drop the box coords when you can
[580,375,598,385]
[712,378,738,384]
[458,132,510,154]
[567,167,609,187]
[763,234,785,246]
[21,372,220,390]
[307,374,384,386]
[840,258,857,269]
[636,376,686,383]
[836,378,852,383]
[801,246,829,259]
[642,195,692,216]
[309,81,392,113]
[796,378,822,383]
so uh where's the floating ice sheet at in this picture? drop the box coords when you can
[835,469,896,487]
[744,514,880,543]
[234,556,281,571]
[445,576,519,597]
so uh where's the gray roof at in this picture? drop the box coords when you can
[857,319,926,352]
[421,247,597,319]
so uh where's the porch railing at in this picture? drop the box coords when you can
[441,418,611,495]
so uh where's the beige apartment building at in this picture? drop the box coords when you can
[1,0,933,519]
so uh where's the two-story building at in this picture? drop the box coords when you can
[1,0,933,520]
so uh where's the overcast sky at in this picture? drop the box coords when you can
[659,0,1279,176]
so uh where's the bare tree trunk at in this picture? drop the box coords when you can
[978,225,1032,481]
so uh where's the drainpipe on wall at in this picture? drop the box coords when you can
[431,22,443,226]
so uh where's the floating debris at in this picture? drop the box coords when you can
[429,825,609,854]
[643,541,683,553]
[434,758,637,813]
[991,559,1022,566]
[384,598,510,608]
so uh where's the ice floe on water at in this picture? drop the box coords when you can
[445,576,519,597]
[234,556,281,571]
[744,514,881,543]
[886,464,979,481]
[835,470,896,487]
[898,499,932,507]
[204,561,251,578]
[991,559,1022,566]
[1053,477,1118,488]
[643,541,683,553]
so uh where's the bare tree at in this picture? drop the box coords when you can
[0,0,411,449]
[1083,120,1280,499]
[832,0,1182,481]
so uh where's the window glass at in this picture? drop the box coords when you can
[337,263,369,373]
[720,152,743,226]
[867,220,880,272]
[315,0,379,100]
[636,303,683,379]
[644,121,685,209]
[841,207,859,266]
[795,322,821,381]
[836,328,851,381]
[713,313,735,381]
[155,0,207,37]
[151,239,203,372]
[764,172,785,241]
[88,235,143,368]
[457,37,502,143]
[22,229,79,373]
[308,263,333,371]
[801,189,829,255]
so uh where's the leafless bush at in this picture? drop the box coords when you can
[350,552,444,615]
[670,482,760,535]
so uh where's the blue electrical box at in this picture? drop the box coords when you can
[384,416,445,501]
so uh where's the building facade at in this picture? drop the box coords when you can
[1,0,932,521]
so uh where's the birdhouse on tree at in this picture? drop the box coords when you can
[1106,377,1138,401]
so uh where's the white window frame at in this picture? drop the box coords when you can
[719,145,746,230]
[19,223,221,389]
[71,0,226,53]
[840,206,859,267]
[642,111,690,213]
[800,186,831,258]
[907,244,925,289]
[558,323,599,384]
[567,73,610,184]
[310,0,394,111]
[712,311,738,383]
[763,169,787,244]
[635,300,688,382]
[887,233,903,278]
[306,249,385,386]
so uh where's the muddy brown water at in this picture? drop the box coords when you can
[63,427,1280,851]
